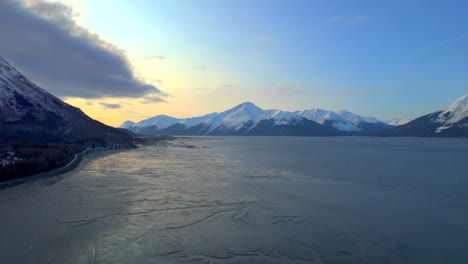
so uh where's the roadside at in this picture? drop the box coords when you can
[0,148,125,189]
[0,135,174,189]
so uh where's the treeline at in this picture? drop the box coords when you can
[0,143,85,182]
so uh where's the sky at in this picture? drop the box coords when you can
[1,0,467,126]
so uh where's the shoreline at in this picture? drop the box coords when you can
[0,148,128,190]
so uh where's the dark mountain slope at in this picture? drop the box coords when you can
[376,95,467,137]
[0,56,133,147]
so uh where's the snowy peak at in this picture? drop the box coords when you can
[295,108,388,132]
[0,56,133,147]
[295,109,358,131]
[204,102,270,132]
[227,102,262,113]
[266,110,303,125]
[379,95,467,137]
[295,109,340,123]
[131,115,181,130]
[118,120,135,129]
[0,56,73,122]
[222,102,268,123]
[439,95,468,124]
[179,113,218,128]
[336,109,380,124]
[126,102,391,135]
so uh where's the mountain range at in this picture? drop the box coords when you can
[0,56,133,147]
[1,55,465,141]
[120,96,467,137]
[119,103,393,136]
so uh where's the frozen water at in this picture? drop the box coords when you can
[0,136,467,263]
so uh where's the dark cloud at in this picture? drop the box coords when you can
[0,0,164,100]
[138,94,166,104]
[144,78,163,84]
[99,102,122,109]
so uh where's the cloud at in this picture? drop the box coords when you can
[328,15,369,24]
[133,55,166,61]
[0,0,164,100]
[121,110,152,120]
[99,102,122,109]
[347,87,390,92]
[416,32,468,55]
[138,94,166,104]
[353,16,369,21]
[351,16,369,23]
[144,78,163,84]
[328,15,345,22]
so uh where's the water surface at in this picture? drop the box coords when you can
[0,136,467,263]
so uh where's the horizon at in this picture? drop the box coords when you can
[117,97,465,125]
[1,0,467,126]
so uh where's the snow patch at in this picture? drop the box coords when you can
[437,95,468,124]
[387,118,411,126]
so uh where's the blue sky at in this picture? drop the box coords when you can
[6,0,468,125]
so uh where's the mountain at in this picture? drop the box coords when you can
[124,102,393,136]
[335,110,392,132]
[294,109,392,132]
[378,95,468,137]
[387,118,411,126]
[119,120,136,129]
[122,101,391,136]
[0,56,133,147]
[294,109,358,131]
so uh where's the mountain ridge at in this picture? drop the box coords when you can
[121,102,391,136]
[377,95,467,137]
[121,96,467,137]
[0,56,133,147]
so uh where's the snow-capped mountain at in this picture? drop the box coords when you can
[387,118,411,126]
[294,109,358,131]
[0,56,133,147]
[436,95,468,127]
[379,95,467,137]
[203,102,308,134]
[119,120,136,129]
[121,102,389,136]
[293,108,391,132]
[128,115,181,134]
[336,109,380,124]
